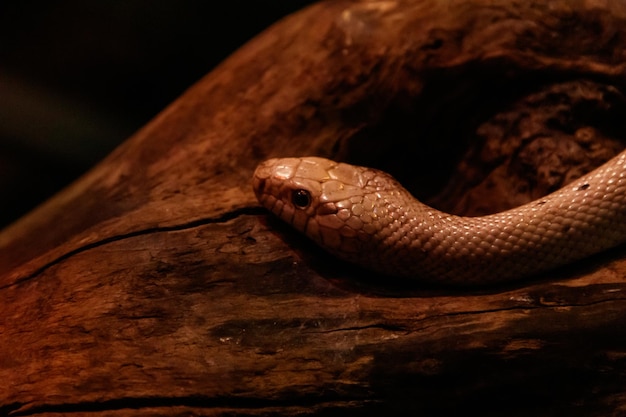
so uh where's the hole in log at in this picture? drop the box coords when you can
[337,77,626,216]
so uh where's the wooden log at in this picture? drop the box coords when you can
[2,0,626,415]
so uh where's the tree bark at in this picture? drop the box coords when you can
[2,1,626,416]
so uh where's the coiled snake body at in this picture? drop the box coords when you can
[253,154,626,284]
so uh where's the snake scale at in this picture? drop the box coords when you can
[252,153,626,285]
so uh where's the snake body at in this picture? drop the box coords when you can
[253,154,626,284]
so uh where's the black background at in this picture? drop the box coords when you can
[0,1,316,230]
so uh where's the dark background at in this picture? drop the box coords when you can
[0,1,316,230]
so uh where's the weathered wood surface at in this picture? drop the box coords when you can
[2,0,626,415]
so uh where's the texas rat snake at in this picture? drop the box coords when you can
[253,154,626,284]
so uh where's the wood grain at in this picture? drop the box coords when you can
[2,1,626,415]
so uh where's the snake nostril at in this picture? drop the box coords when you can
[254,178,267,196]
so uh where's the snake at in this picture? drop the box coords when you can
[252,154,626,285]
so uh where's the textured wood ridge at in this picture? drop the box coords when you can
[2,1,626,416]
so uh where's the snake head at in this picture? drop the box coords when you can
[253,157,386,256]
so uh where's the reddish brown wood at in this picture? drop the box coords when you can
[2,1,626,415]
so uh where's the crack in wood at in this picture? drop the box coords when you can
[0,207,265,290]
[5,395,378,416]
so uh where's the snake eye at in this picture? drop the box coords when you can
[291,189,311,208]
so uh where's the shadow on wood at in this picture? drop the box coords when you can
[1,0,626,416]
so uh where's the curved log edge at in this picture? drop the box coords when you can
[2,0,626,416]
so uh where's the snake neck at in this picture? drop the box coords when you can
[334,166,626,284]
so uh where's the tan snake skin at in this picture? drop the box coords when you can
[252,155,626,284]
